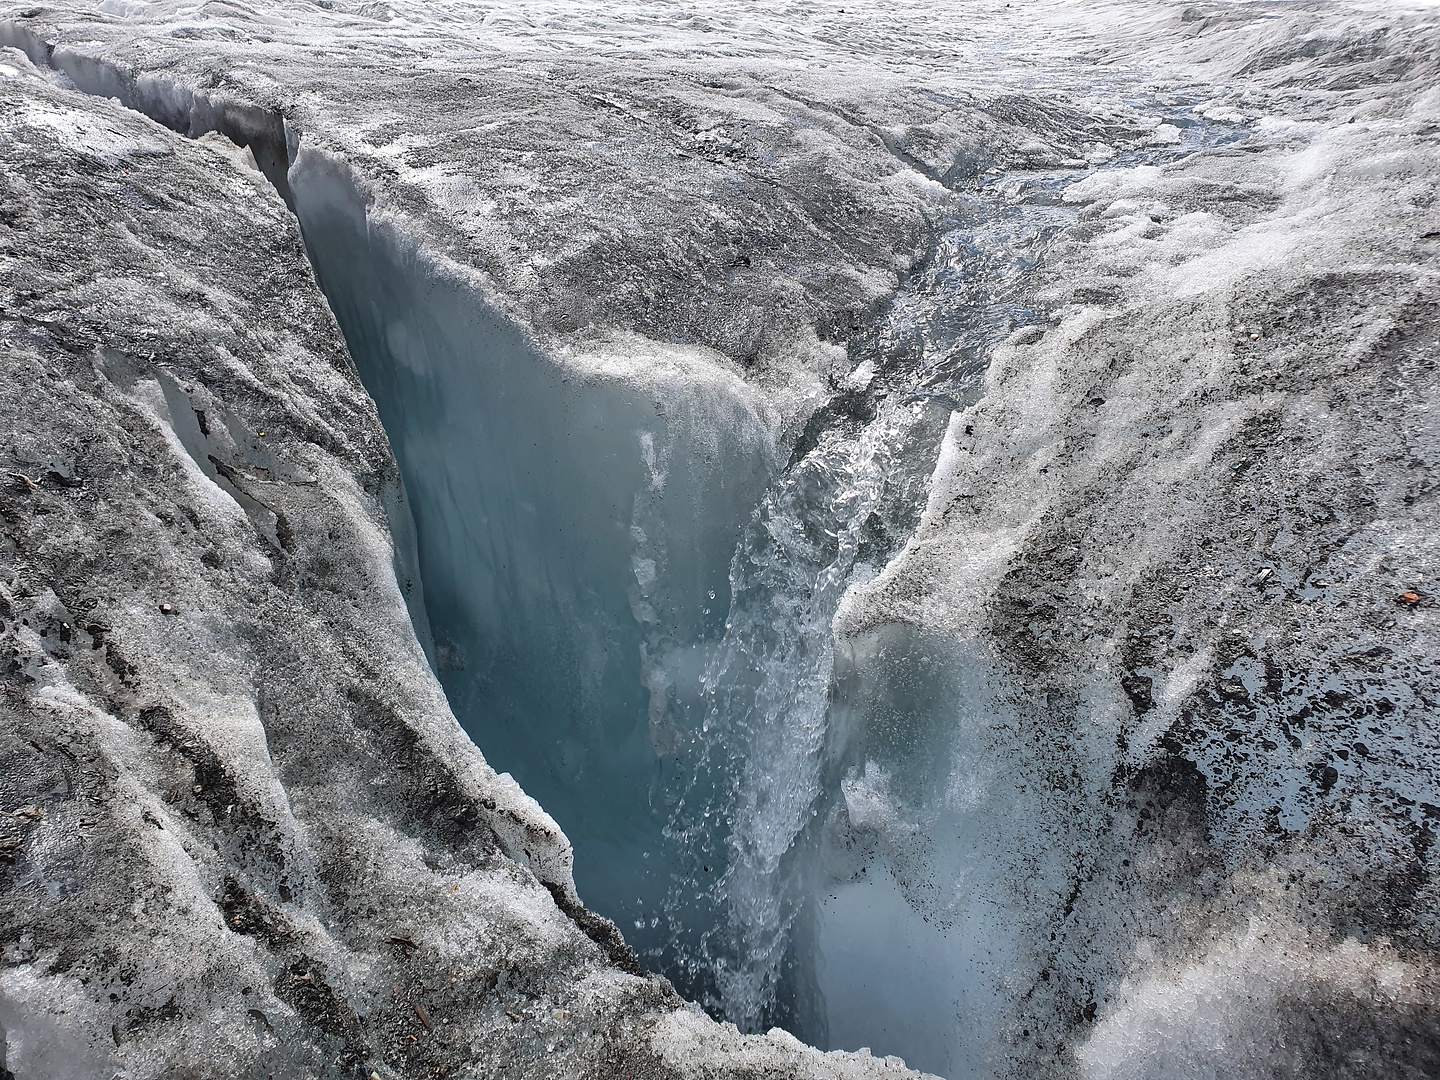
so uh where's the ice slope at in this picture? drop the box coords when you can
[0,0,1167,413]
[831,13,1440,1077]
[1,1,1438,1078]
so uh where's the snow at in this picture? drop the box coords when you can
[1078,920,1440,1079]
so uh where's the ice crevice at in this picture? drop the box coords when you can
[1,20,807,1013]
[0,25,989,1062]
[0,21,293,203]
[7,12,1440,1079]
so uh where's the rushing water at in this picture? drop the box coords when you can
[644,104,1248,1062]
[647,174,1073,1034]
[649,175,1071,1025]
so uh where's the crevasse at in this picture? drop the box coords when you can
[286,130,1062,1074]
[3,26,1269,1074]
[287,148,779,990]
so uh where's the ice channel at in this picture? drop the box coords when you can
[286,109,1243,1078]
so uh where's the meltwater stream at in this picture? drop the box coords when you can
[652,176,1079,1037]
[289,105,1242,1077]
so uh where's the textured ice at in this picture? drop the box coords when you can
[0,50,925,1080]
[1,1,1439,1078]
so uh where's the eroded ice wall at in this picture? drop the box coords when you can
[289,150,779,974]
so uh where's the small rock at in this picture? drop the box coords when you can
[159,603,175,615]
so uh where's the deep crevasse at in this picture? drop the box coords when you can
[285,109,1243,1077]
[6,7,1440,1078]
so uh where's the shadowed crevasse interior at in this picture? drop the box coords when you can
[283,136,1108,1077]
[288,151,780,995]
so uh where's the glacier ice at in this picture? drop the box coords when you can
[290,149,780,977]
[0,48,935,1080]
[3,1,1440,1078]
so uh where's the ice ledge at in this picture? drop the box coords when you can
[651,1009,940,1079]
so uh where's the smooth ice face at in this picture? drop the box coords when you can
[289,152,778,972]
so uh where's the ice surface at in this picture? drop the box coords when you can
[3,1,1440,1077]
[831,16,1440,1074]
[0,52,924,1080]
[1078,921,1440,1079]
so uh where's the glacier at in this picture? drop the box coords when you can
[290,147,780,981]
[2,1,1439,1078]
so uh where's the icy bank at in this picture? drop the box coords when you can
[831,14,1440,1076]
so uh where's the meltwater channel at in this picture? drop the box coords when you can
[290,107,1242,1077]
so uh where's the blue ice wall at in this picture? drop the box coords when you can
[289,156,776,969]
